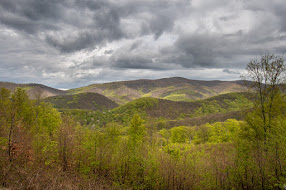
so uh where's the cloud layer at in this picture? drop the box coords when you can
[0,0,286,88]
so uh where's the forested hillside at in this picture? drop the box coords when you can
[1,77,246,104]
[57,92,250,128]
[0,82,67,98]
[0,55,286,190]
[44,92,118,111]
[0,82,285,189]
[68,77,245,104]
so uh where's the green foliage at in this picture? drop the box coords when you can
[0,88,11,126]
[31,102,62,164]
[163,93,188,102]
[11,88,33,122]
[128,114,146,146]
[231,53,286,189]
[193,93,252,117]
[112,97,158,122]
[156,117,168,129]
[0,88,63,165]
[60,108,116,127]
[162,89,203,102]
[194,100,224,115]
[170,126,190,143]
[45,92,118,111]
[193,119,243,144]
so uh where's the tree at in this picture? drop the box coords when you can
[242,53,286,141]
[0,88,11,164]
[170,126,189,143]
[7,88,31,162]
[239,53,286,189]
[128,114,146,146]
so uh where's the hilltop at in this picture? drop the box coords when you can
[68,77,246,104]
[0,82,66,98]
[44,92,118,111]
[112,92,251,120]
[0,77,248,105]
[61,92,251,128]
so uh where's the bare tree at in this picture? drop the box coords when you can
[241,53,286,140]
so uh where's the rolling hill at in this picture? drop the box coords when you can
[60,92,251,128]
[68,77,247,104]
[44,92,118,111]
[0,77,250,108]
[112,92,251,120]
[0,82,66,98]
[0,79,252,127]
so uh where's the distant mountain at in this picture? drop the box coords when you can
[44,92,118,111]
[0,82,66,98]
[0,77,248,104]
[68,77,247,104]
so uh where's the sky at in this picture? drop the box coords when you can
[0,0,286,89]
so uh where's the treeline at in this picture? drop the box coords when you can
[0,86,286,189]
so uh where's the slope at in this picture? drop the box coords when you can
[44,92,118,111]
[0,82,66,98]
[68,77,246,104]
[112,92,251,120]
[62,92,251,128]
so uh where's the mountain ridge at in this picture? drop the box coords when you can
[44,92,118,111]
[68,77,246,104]
[1,77,247,103]
[0,81,67,98]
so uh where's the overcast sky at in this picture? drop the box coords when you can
[0,0,286,89]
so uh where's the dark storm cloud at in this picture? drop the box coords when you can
[108,32,247,70]
[1,0,286,88]
[0,0,123,52]
[45,29,123,53]
[107,39,182,70]
[111,54,154,70]
[0,0,64,33]
[108,41,158,70]
[0,0,189,53]
[0,0,64,20]
[172,32,257,69]
[174,34,221,67]
[140,10,176,39]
